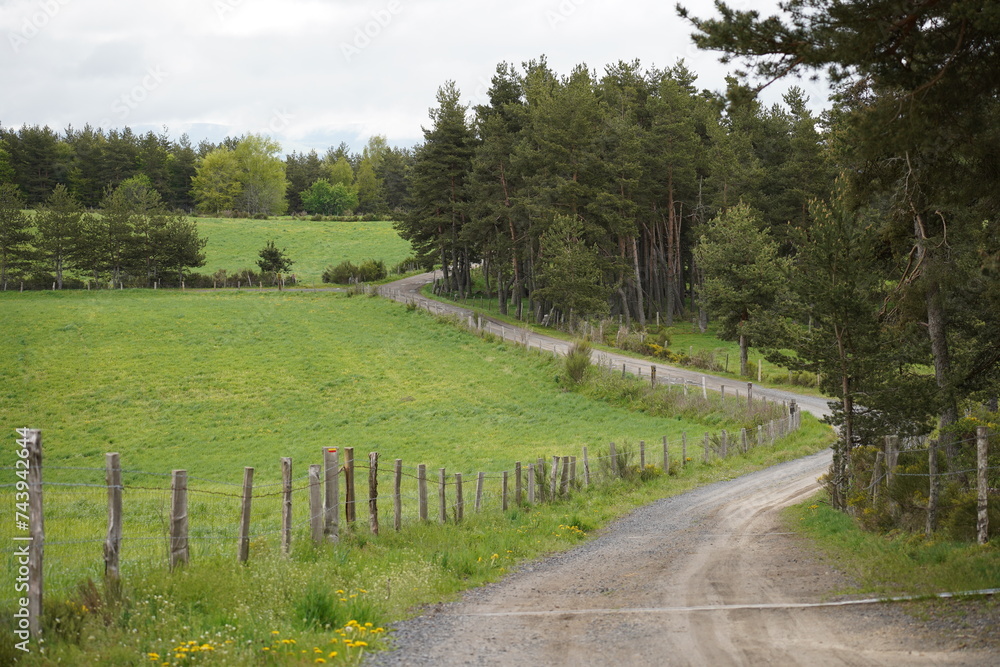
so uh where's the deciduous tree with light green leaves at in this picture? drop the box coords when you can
[693,202,790,377]
[299,179,358,215]
[191,148,242,214]
[191,134,287,216]
[233,134,287,217]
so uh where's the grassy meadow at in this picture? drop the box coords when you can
[0,288,835,664]
[0,289,749,477]
[196,216,412,285]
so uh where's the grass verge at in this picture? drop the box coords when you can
[786,492,1000,651]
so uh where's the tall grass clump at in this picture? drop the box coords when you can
[576,360,785,431]
[564,339,592,384]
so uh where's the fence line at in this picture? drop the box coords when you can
[5,412,809,609]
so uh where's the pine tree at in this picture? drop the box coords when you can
[681,0,1000,457]
[694,202,790,376]
[35,184,84,288]
[0,184,33,289]
[398,81,475,294]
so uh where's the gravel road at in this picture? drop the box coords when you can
[368,275,995,666]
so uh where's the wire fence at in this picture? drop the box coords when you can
[2,410,804,610]
[843,427,997,540]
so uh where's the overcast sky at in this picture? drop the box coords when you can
[1,0,829,155]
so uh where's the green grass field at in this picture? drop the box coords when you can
[196,216,412,285]
[0,289,835,665]
[0,290,749,478]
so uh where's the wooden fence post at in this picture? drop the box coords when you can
[978,426,989,545]
[747,383,753,409]
[640,441,646,470]
[105,452,122,581]
[740,428,748,454]
[757,425,764,448]
[502,471,509,511]
[475,471,485,512]
[872,451,884,505]
[438,468,447,524]
[344,447,356,525]
[238,467,253,563]
[369,452,379,536]
[551,455,560,495]
[455,473,464,522]
[528,464,535,503]
[281,458,292,554]
[25,430,43,637]
[394,459,402,532]
[703,433,710,463]
[170,469,189,569]
[324,448,339,543]
[926,443,938,537]
[559,458,570,497]
[609,443,618,479]
[309,464,323,543]
[651,365,656,387]
[721,430,728,458]
[681,432,687,466]
[570,456,577,488]
[515,462,523,506]
[583,446,590,486]
[417,464,428,521]
[884,436,898,487]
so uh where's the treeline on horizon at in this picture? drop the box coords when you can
[0,124,414,215]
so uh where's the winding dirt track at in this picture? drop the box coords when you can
[369,275,994,666]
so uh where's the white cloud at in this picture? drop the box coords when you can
[0,0,830,153]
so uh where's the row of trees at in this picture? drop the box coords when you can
[0,126,413,216]
[0,178,205,290]
[681,0,1000,514]
[397,57,831,328]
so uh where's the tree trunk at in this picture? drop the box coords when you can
[631,236,645,328]
[925,275,958,464]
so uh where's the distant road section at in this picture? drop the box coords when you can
[380,272,831,419]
